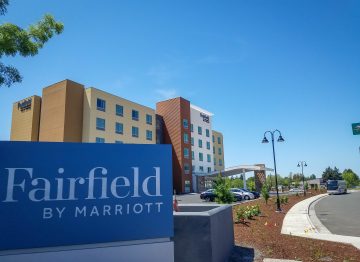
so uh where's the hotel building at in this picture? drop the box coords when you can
[10,79,224,193]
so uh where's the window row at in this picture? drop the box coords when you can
[191,165,212,173]
[97,98,153,124]
[95,138,124,144]
[212,135,222,144]
[213,158,223,166]
[213,146,222,155]
[189,151,212,163]
[96,118,153,140]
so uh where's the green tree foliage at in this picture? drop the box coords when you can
[322,166,342,181]
[213,174,234,204]
[246,176,256,191]
[0,0,64,87]
[342,169,359,188]
[261,184,270,204]
[228,177,244,189]
[309,174,317,180]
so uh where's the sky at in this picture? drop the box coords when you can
[1,0,359,177]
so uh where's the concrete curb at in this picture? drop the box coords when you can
[281,194,360,250]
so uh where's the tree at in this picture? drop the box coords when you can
[261,185,270,204]
[0,0,64,87]
[342,169,359,188]
[309,174,316,180]
[322,167,342,181]
[213,174,234,204]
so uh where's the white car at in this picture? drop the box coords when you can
[230,188,254,200]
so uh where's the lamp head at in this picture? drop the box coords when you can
[262,137,269,143]
[304,163,307,167]
[297,163,300,167]
[277,135,285,142]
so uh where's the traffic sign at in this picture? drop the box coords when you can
[352,123,360,135]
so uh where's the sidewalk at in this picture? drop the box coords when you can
[281,194,360,250]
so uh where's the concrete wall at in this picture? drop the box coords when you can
[39,80,84,142]
[212,130,224,171]
[173,204,234,262]
[82,88,156,144]
[10,96,41,141]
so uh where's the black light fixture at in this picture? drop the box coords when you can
[297,163,300,167]
[277,135,285,142]
[262,129,285,212]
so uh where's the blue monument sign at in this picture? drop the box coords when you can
[0,142,173,251]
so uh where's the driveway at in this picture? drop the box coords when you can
[314,192,360,237]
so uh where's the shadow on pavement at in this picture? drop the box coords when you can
[228,245,260,262]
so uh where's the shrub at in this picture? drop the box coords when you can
[261,185,270,204]
[235,205,261,223]
[214,174,235,204]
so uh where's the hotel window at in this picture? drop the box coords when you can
[184,133,189,144]
[219,159,223,166]
[184,148,189,159]
[184,164,190,174]
[212,135,215,143]
[207,154,211,163]
[214,158,217,165]
[192,151,194,160]
[218,137,221,144]
[218,148,222,155]
[115,122,123,134]
[198,139,202,148]
[199,152,203,161]
[192,165,195,172]
[191,137,194,146]
[207,167,211,173]
[206,141,210,150]
[116,104,123,116]
[96,137,105,143]
[97,98,106,112]
[198,126,202,135]
[146,114,153,125]
[183,119,189,129]
[132,110,139,121]
[132,126,139,137]
[199,166,204,172]
[146,130,153,141]
[213,146,215,154]
[96,117,105,131]
[206,129,210,137]
[190,124,193,132]
[115,140,123,144]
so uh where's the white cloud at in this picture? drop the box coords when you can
[155,88,178,100]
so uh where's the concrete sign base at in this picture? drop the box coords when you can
[0,239,174,262]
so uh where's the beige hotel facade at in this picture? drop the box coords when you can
[10,79,224,193]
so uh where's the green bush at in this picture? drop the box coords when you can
[235,205,261,223]
[213,174,234,204]
[261,185,270,204]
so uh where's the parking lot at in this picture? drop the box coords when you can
[175,193,258,205]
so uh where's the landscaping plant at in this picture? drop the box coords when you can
[261,185,270,204]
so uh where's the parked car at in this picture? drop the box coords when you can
[200,189,216,201]
[229,188,243,201]
[231,188,255,200]
[289,188,304,193]
[200,188,243,202]
[241,188,260,198]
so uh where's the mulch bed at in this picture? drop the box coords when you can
[233,191,360,262]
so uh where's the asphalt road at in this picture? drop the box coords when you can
[315,192,360,237]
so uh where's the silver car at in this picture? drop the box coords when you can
[230,188,255,200]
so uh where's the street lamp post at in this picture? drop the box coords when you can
[297,161,307,196]
[262,130,285,212]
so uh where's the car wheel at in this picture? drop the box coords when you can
[244,195,250,200]
[205,197,210,202]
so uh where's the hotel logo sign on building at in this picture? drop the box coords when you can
[0,142,173,251]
